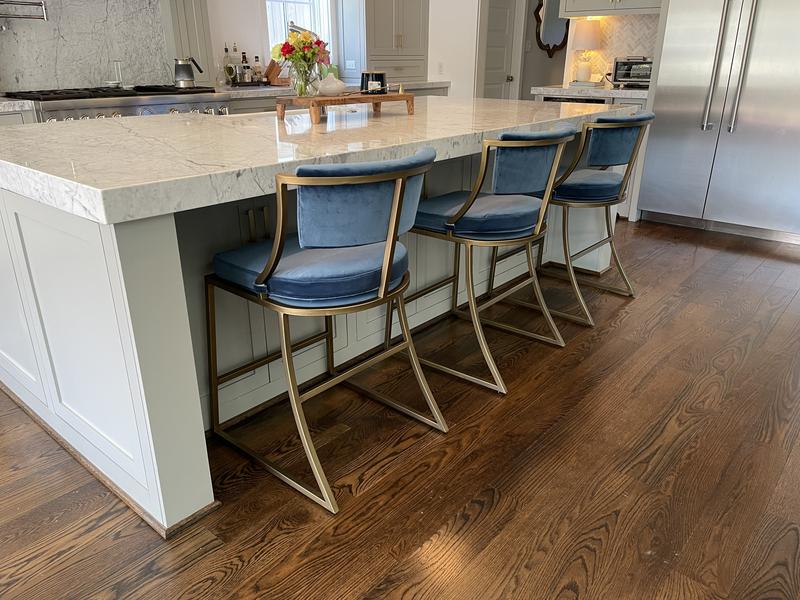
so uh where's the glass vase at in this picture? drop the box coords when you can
[290,62,319,97]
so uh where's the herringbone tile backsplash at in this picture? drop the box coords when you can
[587,15,660,78]
[564,14,660,83]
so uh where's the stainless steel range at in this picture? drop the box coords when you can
[4,85,230,122]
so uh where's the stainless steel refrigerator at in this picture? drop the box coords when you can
[639,0,800,237]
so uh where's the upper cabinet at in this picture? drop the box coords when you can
[560,0,661,17]
[162,0,216,87]
[365,0,429,81]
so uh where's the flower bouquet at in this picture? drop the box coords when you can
[271,31,331,97]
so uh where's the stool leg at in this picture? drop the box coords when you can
[451,244,461,313]
[205,280,221,432]
[383,299,393,350]
[325,316,336,375]
[562,206,595,327]
[605,205,636,298]
[527,242,564,347]
[277,313,339,513]
[487,246,499,298]
[396,295,448,433]
[465,244,507,394]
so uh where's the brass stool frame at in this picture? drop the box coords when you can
[397,134,574,395]
[490,120,651,328]
[206,165,448,514]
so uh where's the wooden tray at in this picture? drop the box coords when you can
[275,92,414,124]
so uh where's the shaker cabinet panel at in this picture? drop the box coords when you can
[167,0,216,87]
[396,0,429,57]
[366,0,400,57]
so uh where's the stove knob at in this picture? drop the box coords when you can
[169,108,180,115]
[64,116,75,121]
[46,117,57,123]
[190,108,200,114]
[204,107,215,115]
[140,108,153,116]
[112,112,122,118]
[95,114,106,119]
[219,106,229,115]
[80,115,90,120]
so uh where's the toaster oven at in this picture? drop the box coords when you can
[612,57,652,88]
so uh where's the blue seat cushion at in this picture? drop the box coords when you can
[554,169,624,201]
[414,191,542,240]
[214,234,407,308]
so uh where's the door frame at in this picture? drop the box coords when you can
[474,0,528,98]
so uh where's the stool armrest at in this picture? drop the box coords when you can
[255,178,292,287]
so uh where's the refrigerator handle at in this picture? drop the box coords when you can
[701,0,732,132]
[728,0,758,133]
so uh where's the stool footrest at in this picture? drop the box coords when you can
[416,355,506,394]
[342,380,447,431]
[300,342,409,403]
[214,429,337,512]
[454,310,565,348]
[539,266,634,297]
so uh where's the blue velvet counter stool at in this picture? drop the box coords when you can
[205,148,447,514]
[402,128,576,394]
[540,112,655,327]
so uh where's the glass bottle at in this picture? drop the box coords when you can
[252,55,263,82]
[222,43,232,86]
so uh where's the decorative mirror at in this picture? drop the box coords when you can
[533,0,569,58]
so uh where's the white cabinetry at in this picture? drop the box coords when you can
[365,0,429,82]
[560,0,661,17]
[0,189,215,534]
[162,0,216,87]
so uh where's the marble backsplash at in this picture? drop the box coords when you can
[0,0,172,92]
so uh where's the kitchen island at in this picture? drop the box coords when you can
[0,97,635,535]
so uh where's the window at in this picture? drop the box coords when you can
[266,0,333,49]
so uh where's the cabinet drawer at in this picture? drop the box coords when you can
[367,59,426,82]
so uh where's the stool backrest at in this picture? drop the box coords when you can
[492,128,578,195]
[293,147,436,248]
[584,112,656,168]
[444,129,576,237]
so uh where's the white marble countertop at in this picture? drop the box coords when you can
[0,96,633,224]
[530,85,649,100]
[218,80,451,100]
[0,98,36,113]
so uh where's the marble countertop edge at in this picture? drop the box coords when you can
[0,99,635,225]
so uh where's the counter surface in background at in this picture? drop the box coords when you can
[530,85,649,100]
[218,80,451,100]
[0,98,36,113]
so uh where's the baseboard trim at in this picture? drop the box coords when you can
[0,380,220,539]
[641,211,800,245]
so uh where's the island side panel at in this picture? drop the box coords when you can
[112,214,216,528]
[0,190,216,533]
[0,189,166,523]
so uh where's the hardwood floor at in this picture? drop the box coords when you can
[3,220,800,599]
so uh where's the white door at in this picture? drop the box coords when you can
[482,0,517,99]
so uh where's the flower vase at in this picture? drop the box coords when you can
[290,63,319,97]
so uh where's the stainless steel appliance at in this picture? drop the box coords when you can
[4,86,229,122]
[640,0,800,237]
[612,57,652,88]
[174,57,203,88]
